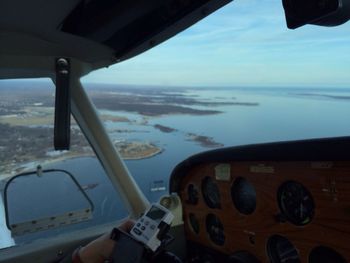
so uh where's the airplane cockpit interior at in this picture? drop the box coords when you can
[0,0,350,262]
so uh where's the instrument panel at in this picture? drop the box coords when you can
[177,161,350,263]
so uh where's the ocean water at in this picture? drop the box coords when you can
[1,87,350,249]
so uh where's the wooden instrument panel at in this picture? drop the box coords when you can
[179,161,350,262]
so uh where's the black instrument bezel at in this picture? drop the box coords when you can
[277,180,315,226]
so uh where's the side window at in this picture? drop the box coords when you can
[0,79,127,249]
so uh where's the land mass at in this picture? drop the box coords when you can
[115,141,162,160]
[87,85,259,116]
[0,83,258,176]
[153,124,223,147]
[0,122,163,176]
[186,133,224,148]
[296,93,350,101]
[154,124,178,133]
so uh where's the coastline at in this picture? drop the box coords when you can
[120,148,163,160]
[0,144,163,181]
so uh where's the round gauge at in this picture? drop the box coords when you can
[189,213,200,234]
[309,246,346,263]
[267,235,301,263]
[206,213,225,246]
[277,181,315,226]
[202,177,221,209]
[187,184,199,205]
[231,177,256,215]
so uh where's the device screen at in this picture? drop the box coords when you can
[146,206,166,222]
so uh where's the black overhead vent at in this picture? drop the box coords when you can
[62,0,230,60]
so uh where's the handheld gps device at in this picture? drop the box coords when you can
[131,203,174,251]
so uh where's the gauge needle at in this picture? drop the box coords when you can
[300,203,303,219]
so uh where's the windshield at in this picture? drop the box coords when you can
[1,0,350,250]
[83,0,350,201]
[0,79,128,248]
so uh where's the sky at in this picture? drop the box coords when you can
[83,0,350,88]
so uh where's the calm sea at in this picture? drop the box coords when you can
[1,87,350,248]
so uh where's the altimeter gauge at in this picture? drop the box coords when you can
[277,181,315,226]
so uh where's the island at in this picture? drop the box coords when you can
[115,141,162,160]
[186,133,224,148]
[154,124,177,133]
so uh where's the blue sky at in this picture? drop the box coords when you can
[83,0,350,88]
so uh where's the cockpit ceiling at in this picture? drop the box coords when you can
[62,0,232,61]
[0,0,231,69]
[0,0,80,31]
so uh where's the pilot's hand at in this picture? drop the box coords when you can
[78,219,135,263]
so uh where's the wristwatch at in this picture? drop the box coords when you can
[110,227,122,241]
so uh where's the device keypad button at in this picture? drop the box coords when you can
[133,228,142,235]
